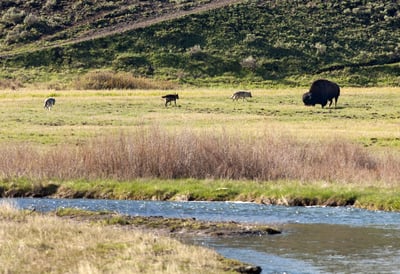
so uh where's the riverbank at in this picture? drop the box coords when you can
[54,207,281,237]
[1,179,400,211]
[1,202,270,274]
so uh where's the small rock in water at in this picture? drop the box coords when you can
[237,265,262,274]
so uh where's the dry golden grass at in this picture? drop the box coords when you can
[0,128,399,185]
[0,201,234,273]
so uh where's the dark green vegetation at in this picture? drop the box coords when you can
[1,0,399,87]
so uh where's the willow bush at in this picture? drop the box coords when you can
[0,128,398,184]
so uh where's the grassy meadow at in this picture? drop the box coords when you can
[0,86,400,210]
[1,86,399,145]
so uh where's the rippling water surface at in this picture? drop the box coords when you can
[5,198,400,273]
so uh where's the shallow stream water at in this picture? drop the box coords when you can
[5,198,400,273]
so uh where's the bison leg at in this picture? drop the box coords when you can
[334,96,339,108]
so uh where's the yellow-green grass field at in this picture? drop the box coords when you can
[0,87,400,210]
[0,87,399,146]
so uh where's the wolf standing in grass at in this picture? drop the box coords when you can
[231,91,252,101]
[162,94,179,107]
[44,97,56,110]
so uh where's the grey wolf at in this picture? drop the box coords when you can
[302,79,340,108]
[231,91,252,101]
[162,94,179,107]
[44,97,56,110]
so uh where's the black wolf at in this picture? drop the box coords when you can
[231,91,252,101]
[44,97,56,110]
[302,79,340,108]
[162,94,179,107]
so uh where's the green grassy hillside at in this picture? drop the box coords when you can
[0,0,399,87]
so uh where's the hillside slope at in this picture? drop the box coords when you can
[0,0,243,56]
[1,0,399,87]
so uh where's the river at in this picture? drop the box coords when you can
[5,198,400,273]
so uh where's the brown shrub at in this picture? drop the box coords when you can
[0,128,399,184]
[74,71,176,90]
[0,78,24,90]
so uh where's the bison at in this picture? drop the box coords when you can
[302,79,340,108]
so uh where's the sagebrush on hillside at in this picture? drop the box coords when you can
[0,128,398,184]
[1,0,399,86]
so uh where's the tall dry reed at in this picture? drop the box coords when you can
[0,128,399,184]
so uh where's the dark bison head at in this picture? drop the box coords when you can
[302,92,315,106]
